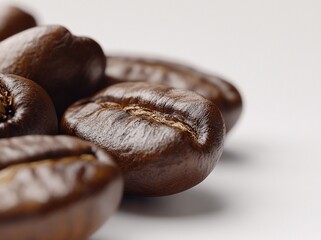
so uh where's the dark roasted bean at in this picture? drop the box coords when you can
[61,82,225,196]
[0,135,123,240]
[0,6,37,41]
[106,55,242,132]
[0,25,106,117]
[0,74,57,138]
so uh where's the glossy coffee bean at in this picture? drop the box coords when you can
[0,25,106,117]
[0,6,37,41]
[0,74,57,138]
[106,55,242,132]
[62,82,225,196]
[0,135,123,240]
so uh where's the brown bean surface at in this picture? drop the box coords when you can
[106,55,242,132]
[0,135,123,240]
[0,6,37,41]
[0,74,57,138]
[0,25,106,117]
[62,82,225,196]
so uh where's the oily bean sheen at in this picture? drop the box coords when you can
[0,135,123,240]
[0,25,106,117]
[0,6,37,41]
[106,55,242,132]
[0,74,57,138]
[61,82,225,196]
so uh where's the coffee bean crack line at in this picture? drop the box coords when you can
[96,100,198,141]
[0,154,96,183]
[0,84,14,122]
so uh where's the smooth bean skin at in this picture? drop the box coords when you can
[106,55,242,132]
[0,25,106,117]
[62,82,225,196]
[0,6,37,41]
[0,74,57,138]
[0,135,123,240]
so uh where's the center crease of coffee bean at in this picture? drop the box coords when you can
[0,84,14,122]
[97,100,198,141]
[0,154,96,183]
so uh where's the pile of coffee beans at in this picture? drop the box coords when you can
[0,5,242,240]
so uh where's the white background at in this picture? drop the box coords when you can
[4,0,321,239]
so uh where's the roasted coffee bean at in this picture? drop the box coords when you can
[0,6,37,41]
[61,82,225,196]
[0,25,106,117]
[0,135,123,240]
[106,55,242,132]
[0,74,57,138]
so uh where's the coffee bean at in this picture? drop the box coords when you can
[106,55,242,132]
[0,25,106,117]
[0,6,37,41]
[61,82,225,196]
[0,74,57,138]
[0,135,123,240]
